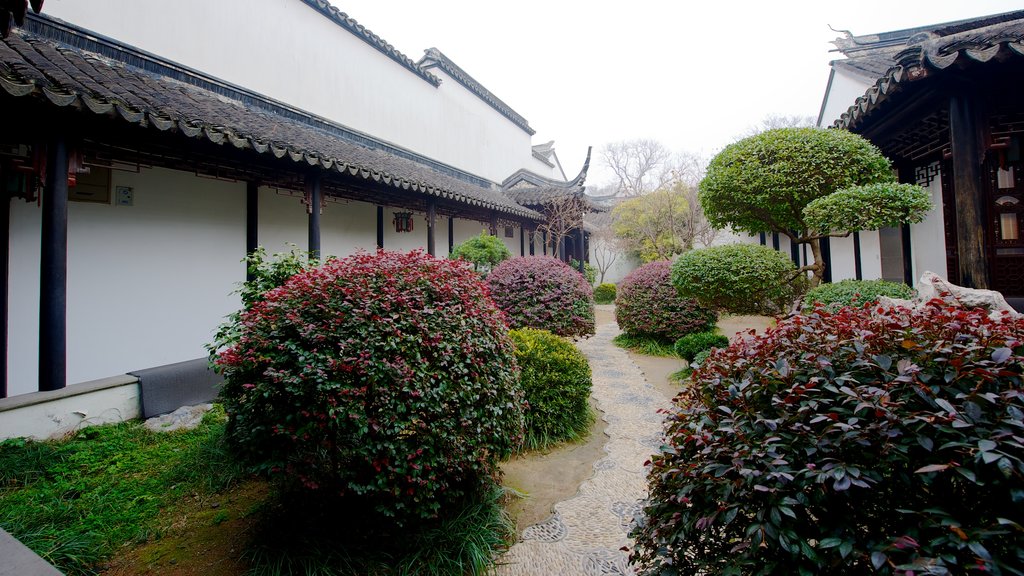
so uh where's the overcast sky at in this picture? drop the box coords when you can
[342,1,1022,187]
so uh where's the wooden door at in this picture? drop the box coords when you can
[988,160,1024,297]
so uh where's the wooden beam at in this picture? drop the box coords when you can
[40,136,68,392]
[306,172,321,258]
[246,181,258,282]
[948,90,989,289]
[426,198,436,256]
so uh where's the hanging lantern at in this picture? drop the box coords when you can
[393,211,414,233]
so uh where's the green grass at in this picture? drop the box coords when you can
[0,408,518,576]
[612,333,679,357]
[0,407,244,575]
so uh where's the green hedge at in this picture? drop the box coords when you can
[673,331,729,362]
[672,243,800,315]
[593,283,616,304]
[803,279,915,311]
[509,328,593,451]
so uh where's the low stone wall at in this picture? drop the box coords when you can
[0,375,141,441]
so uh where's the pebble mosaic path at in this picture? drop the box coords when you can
[496,321,674,576]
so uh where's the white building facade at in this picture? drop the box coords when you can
[0,0,588,421]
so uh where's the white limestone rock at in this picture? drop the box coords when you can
[877,271,1021,320]
[143,403,213,433]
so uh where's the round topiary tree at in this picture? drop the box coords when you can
[215,250,525,522]
[671,243,800,315]
[700,127,932,287]
[804,278,915,311]
[616,261,717,342]
[509,328,593,451]
[449,231,511,276]
[631,302,1024,575]
[486,256,595,337]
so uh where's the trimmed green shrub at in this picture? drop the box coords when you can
[570,259,598,285]
[215,250,525,522]
[594,283,616,304]
[632,302,1024,575]
[450,231,511,275]
[672,243,800,315]
[673,331,728,362]
[804,278,915,311]
[616,261,717,342]
[509,328,593,451]
[487,256,595,337]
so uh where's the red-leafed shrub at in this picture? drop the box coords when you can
[616,261,717,342]
[215,250,525,522]
[631,302,1024,575]
[486,256,595,337]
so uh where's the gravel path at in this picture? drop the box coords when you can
[496,321,672,575]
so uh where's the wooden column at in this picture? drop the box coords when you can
[949,89,990,288]
[759,232,766,246]
[542,231,548,255]
[576,228,585,271]
[901,224,914,286]
[529,227,535,255]
[426,199,436,256]
[306,172,321,258]
[245,181,258,282]
[376,206,384,249]
[789,234,800,266]
[447,216,454,254]
[772,232,780,251]
[489,213,498,236]
[853,231,863,280]
[519,224,525,256]
[820,238,832,283]
[1,183,8,398]
[40,136,68,392]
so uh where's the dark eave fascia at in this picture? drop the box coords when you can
[418,47,536,136]
[832,19,1024,132]
[298,0,441,87]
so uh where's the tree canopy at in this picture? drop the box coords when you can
[698,127,931,286]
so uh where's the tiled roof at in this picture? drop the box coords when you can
[419,48,535,136]
[0,15,541,220]
[831,11,1024,131]
[501,147,594,208]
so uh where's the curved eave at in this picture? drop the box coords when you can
[832,35,1024,132]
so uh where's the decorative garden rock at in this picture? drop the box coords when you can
[878,271,1021,319]
[143,403,213,433]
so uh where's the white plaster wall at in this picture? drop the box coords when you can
[829,235,858,281]
[45,0,536,183]
[8,167,245,397]
[818,67,874,127]
[0,377,139,440]
[910,163,948,280]
[860,230,884,280]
